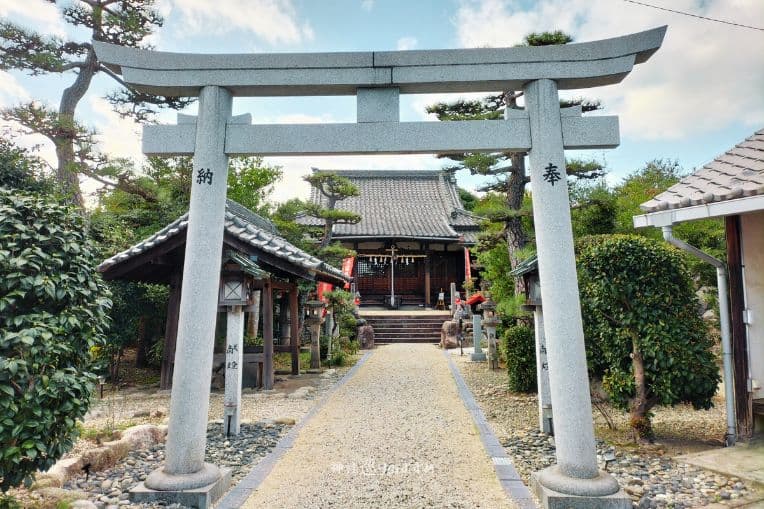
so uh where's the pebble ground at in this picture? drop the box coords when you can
[453,353,761,508]
[242,343,514,508]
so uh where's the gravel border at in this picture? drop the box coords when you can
[444,351,537,509]
[215,350,373,509]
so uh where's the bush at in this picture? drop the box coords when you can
[0,189,111,491]
[502,325,537,393]
[577,234,719,442]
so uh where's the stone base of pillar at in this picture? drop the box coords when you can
[470,351,487,362]
[132,466,231,509]
[532,467,630,509]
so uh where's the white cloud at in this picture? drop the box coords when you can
[160,0,314,45]
[88,97,143,163]
[454,0,764,140]
[396,36,418,51]
[0,0,66,36]
[0,71,30,105]
[361,0,374,12]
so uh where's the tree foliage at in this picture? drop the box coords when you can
[577,235,719,442]
[0,189,111,490]
[0,138,56,195]
[0,0,191,205]
[301,172,360,265]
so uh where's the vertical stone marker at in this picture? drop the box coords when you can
[139,86,233,502]
[224,306,244,436]
[470,314,486,362]
[523,79,628,507]
[534,308,553,434]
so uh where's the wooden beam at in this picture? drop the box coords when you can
[262,280,274,390]
[160,271,182,389]
[290,289,300,375]
[279,292,290,346]
[726,216,753,438]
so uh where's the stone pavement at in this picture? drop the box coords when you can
[678,440,764,488]
[237,343,523,508]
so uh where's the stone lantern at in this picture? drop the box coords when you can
[305,300,324,369]
[481,295,499,370]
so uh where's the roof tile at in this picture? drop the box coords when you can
[641,129,764,212]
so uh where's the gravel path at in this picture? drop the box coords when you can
[242,343,514,508]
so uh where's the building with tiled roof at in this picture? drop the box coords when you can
[99,199,349,389]
[299,169,482,307]
[633,128,764,438]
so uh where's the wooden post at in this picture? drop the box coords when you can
[279,292,290,346]
[424,254,431,308]
[726,215,753,438]
[263,280,274,389]
[160,272,182,390]
[290,288,300,375]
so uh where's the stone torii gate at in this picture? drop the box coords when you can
[94,26,665,508]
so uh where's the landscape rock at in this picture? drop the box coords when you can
[358,324,375,349]
[440,320,459,349]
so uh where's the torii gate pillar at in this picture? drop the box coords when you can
[525,79,627,507]
[139,86,233,503]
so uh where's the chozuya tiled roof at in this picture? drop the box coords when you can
[299,169,481,244]
[98,199,349,283]
[640,129,764,213]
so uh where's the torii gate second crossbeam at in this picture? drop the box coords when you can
[94,26,666,509]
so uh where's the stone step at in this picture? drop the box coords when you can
[362,313,448,343]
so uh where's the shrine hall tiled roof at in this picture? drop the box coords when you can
[298,169,482,244]
[640,129,764,213]
[98,199,348,284]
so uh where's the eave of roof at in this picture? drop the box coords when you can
[99,200,349,284]
[636,129,764,228]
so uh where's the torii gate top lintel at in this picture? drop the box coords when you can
[93,26,666,97]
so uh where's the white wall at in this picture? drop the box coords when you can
[741,210,764,429]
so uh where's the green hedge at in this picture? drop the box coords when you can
[0,189,111,490]
[502,324,537,393]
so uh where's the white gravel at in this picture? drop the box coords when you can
[242,344,514,508]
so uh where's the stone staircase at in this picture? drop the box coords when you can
[360,312,450,343]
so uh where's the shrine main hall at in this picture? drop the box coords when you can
[300,169,481,307]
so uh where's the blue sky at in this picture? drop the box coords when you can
[0,0,762,203]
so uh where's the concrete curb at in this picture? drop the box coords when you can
[443,351,538,509]
[216,350,374,509]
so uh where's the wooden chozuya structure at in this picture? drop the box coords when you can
[98,200,349,390]
[299,169,481,307]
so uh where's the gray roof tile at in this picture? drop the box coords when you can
[98,199,348,283]
[298,169,481,243]
[641,129,764,212]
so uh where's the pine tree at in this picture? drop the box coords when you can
[0,0,191,206]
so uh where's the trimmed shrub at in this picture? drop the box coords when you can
[0,189,111,490]
[577,234,719,442]
[502,324,537,393]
